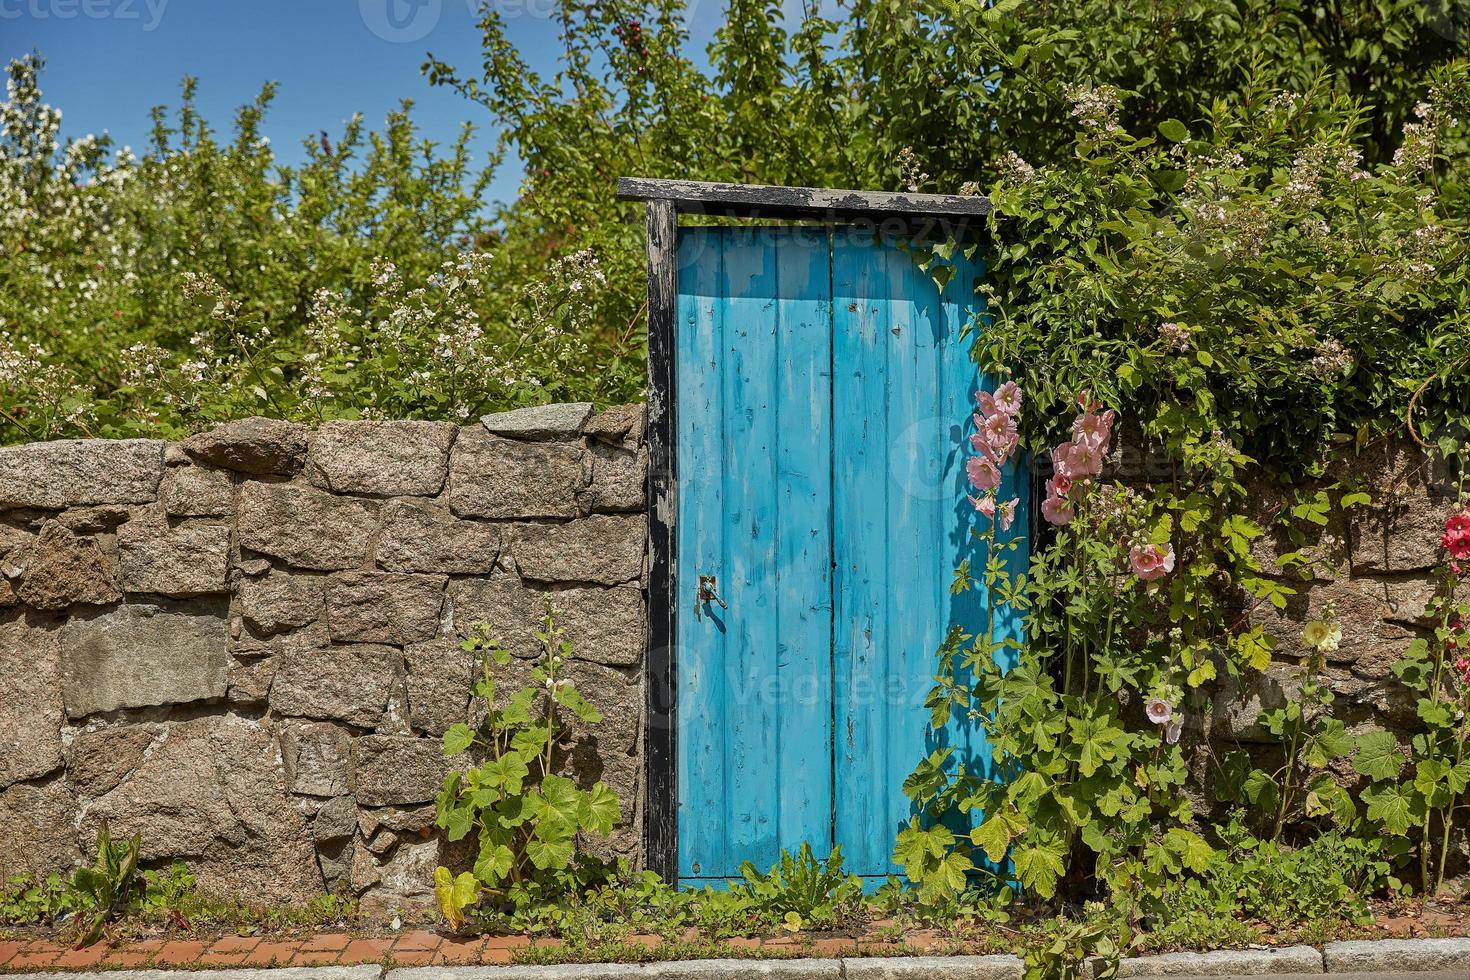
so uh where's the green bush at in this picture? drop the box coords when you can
[1158,819,1393,926]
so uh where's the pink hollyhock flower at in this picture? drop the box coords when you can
[1455,656,1470,684]
[982,410,1017,444]
[975,389,998,418]
[1049,473,1073,497]
[1054,440,1103,479]
[1077,389,1102,412]
[1145,697,1173,725]
[1041,494,1074,525]
[1442,509,1470,561]
[1073,408,1117,453]
[970,493,997,519]
[998,496,1019,532]
[1129,542,1176,581]
[992,381,1022,416]
[1165,718,1184,744]
[967,455,1001,491]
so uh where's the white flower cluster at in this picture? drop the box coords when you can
[995,151,1036,186]
[1064,84,1123,136]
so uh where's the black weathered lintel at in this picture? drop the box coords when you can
[617,177,992,226]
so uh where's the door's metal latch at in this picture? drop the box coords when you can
[695,574,727,621]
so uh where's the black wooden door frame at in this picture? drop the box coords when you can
[615,178,994,881]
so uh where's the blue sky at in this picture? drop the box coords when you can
[4,0,737,205]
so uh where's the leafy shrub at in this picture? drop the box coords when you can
[0,871,74,926]
[1157,819,1393,926]
[0,55,640,444]
[0,825,197,943]
[732,843,865,932]
[434,600,621,932]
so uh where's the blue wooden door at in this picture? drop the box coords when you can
[674,226,1026,883]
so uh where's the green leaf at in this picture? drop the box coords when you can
[1163,828,1214,873]
[526,831,576,871]
[970,806,1027,863]
[1012,841,1067,898]
[473,844,515,885]
[442,723,476,757]
[578,781,621,836]
[1352,730,1406,781]
[1158,119,1190,142]
[1363,782,1416,835]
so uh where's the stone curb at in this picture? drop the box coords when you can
[1116,945,1324,976]
[1323,938,1470,974]
[840,955,1024,979]
[388,963,844,980]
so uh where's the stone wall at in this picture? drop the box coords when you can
[0,407,1459,909]
[0,403,648,913]
[1210,440,1458,739]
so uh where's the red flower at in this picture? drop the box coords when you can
[1442,509,1470,570]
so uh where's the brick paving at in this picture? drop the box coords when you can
[0,931,564,972]
[0,929,913,973]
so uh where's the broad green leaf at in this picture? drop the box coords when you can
[1158,118,1190,142]
[1363,782,1415,835]
[578,781,621,836]
[1352,730,1406,781]
[442,723,476,757]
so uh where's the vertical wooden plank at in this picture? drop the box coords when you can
[720,227,782,870]
[676,227,834,881]
[772,226,835,856]
[645,198,679,881]
[833,235,1025,880]
[831,235,893,877]
[675,227,727,880]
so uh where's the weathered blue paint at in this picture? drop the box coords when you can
[675,227,1026,883]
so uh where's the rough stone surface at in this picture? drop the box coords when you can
[82,715,322,902]
[325,571,447,644]
[0,408,648,903]
[377,499,499,574]
[554,585,646,666]
[118,515,231,596]
[352,835,439,913]
[182,417,310,475]
[584,403,645,447]
[307,420,457,496]
[271,643,402,729]
[1115,944,1323,976]
[512,515,646,585]
[450,429,586,519]
[161,465,234,517]
[66,726,157,797]
[1324,938,1470,973]
[404,639,473,735]
[15,520,122,610]
[449,569,545,658]
[0,439,164,509]
[844,956,1024,980]
[227,655,277,705]
[238,482,377,570]
[0,611,64,787]
[312,796,359,843]
[578,442,647,514]
[60,601,229,717]
[280,721,355,797]
[1249,575,1419,668]
[481,402,593,440]
[352,735,453,806]
[0,779,79,879]
[239,570,323,635]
